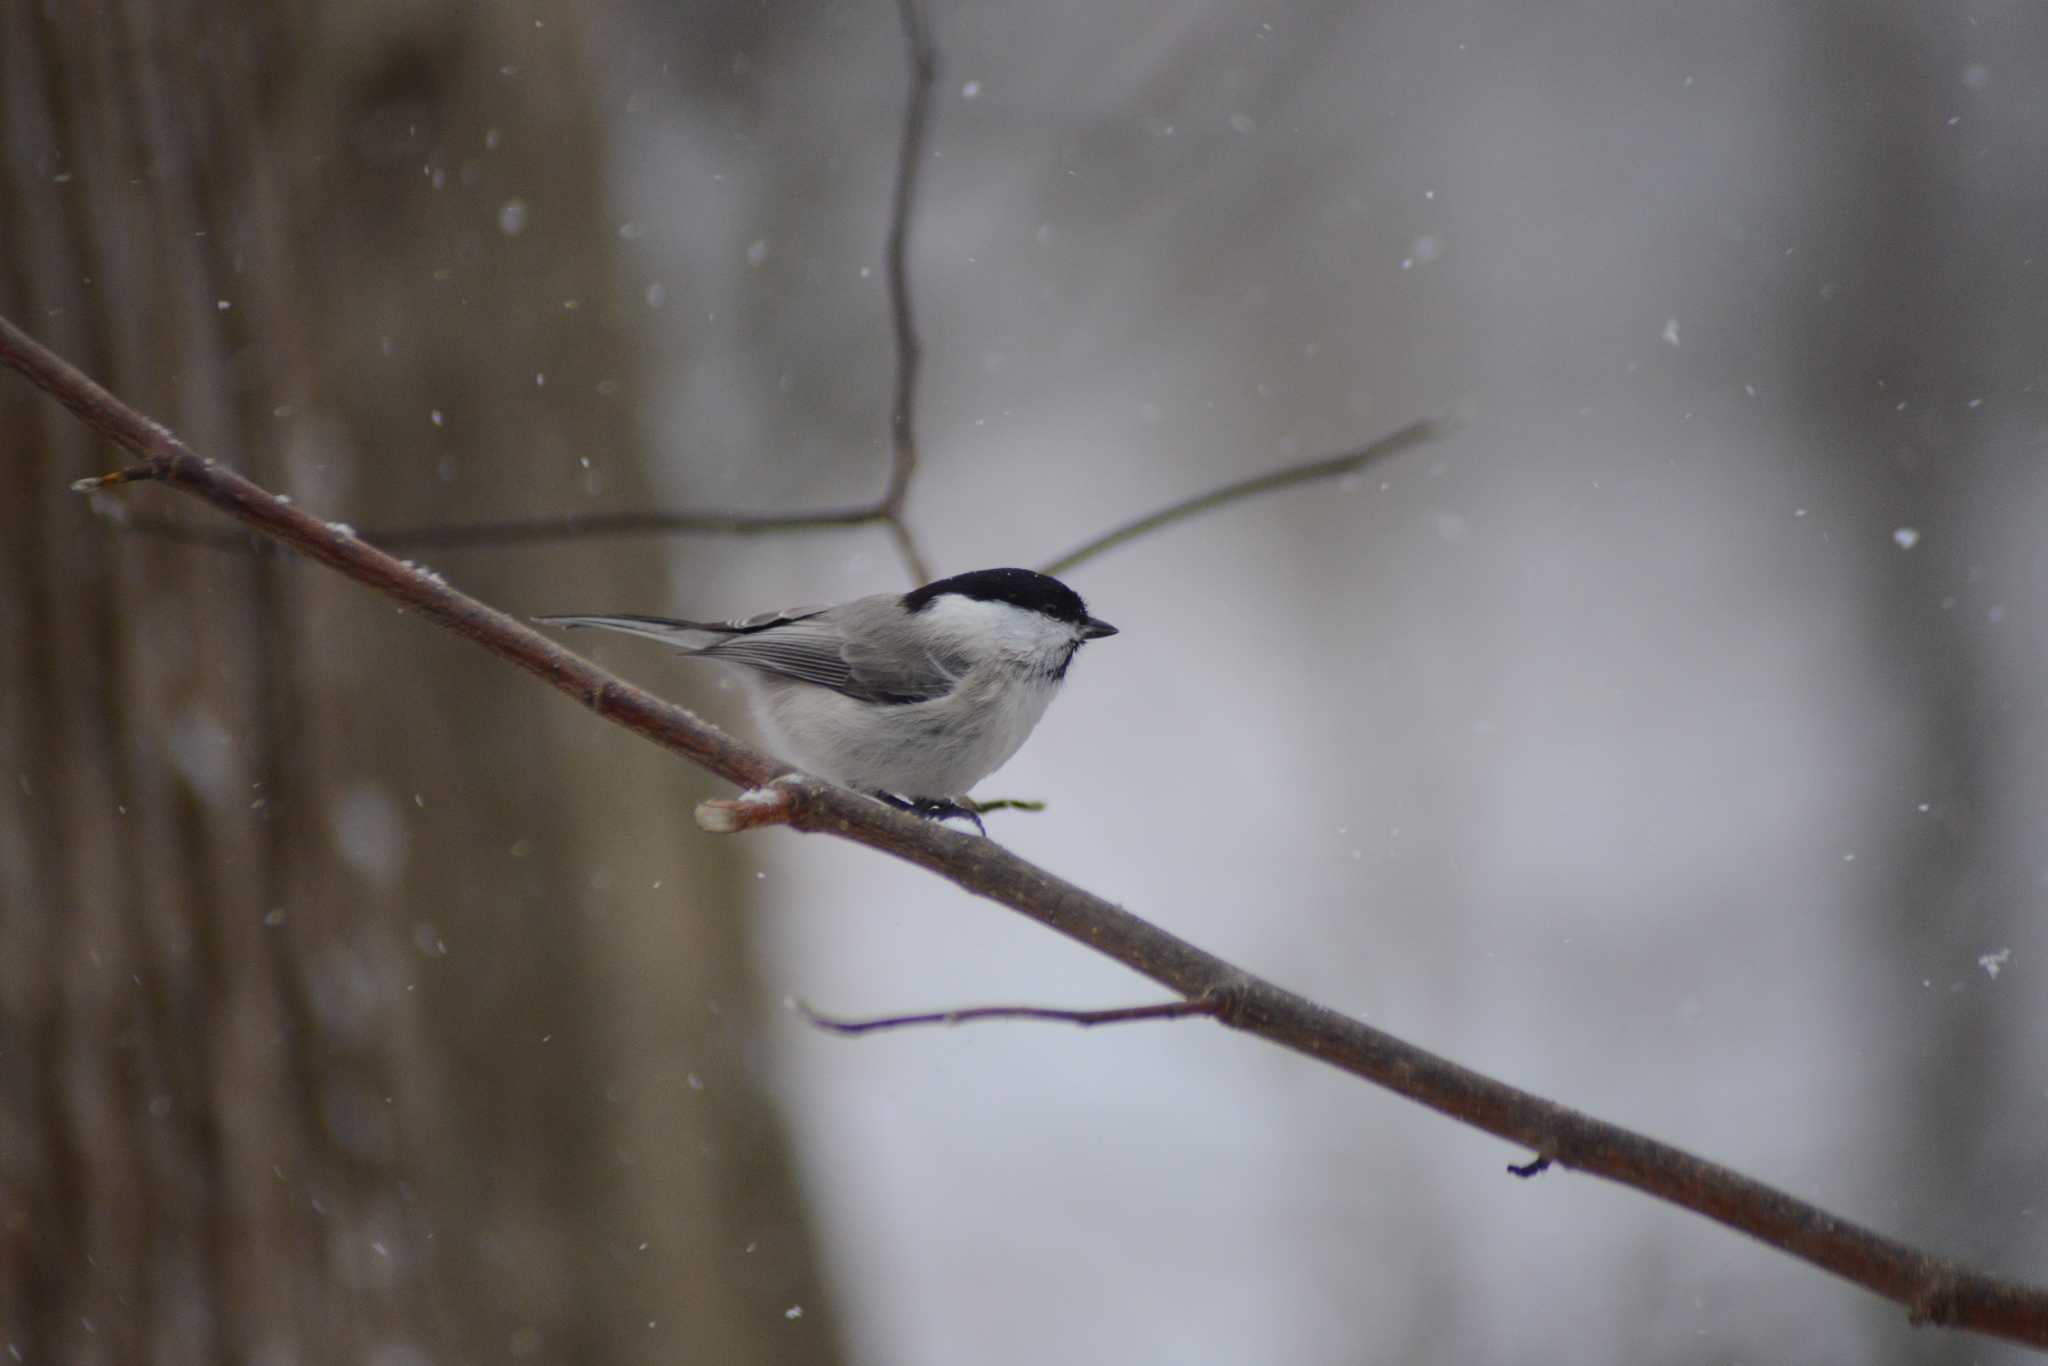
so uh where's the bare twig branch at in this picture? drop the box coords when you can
[83,0,1438,592]
[327,504,886,552]
[1037,416,1444,577]
[882,0,935,521]
[695,782,800,834]
[797,996,1218,1035]
[881,510,932,587]
[105,503,893,554]
[111,412,1444,573]
[12,313,2048,1352]
[868,0,939,584]
[71,461,157,490]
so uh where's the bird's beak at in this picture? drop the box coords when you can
[1080,616,1119,640]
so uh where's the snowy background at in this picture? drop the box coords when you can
[578,2,2047,1362]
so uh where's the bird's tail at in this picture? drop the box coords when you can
[533,613,732,651]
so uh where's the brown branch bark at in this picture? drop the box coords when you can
[11,315,2044,1351]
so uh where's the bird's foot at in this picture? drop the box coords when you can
[870,791,988,837]
[915,798,988,837]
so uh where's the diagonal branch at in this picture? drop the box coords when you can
[11,312,2047,1353]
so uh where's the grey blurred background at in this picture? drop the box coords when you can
[5,0,2046,1363]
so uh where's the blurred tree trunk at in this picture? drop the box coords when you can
[0,3,840,1363]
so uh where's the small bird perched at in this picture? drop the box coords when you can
[538,567,1117,832]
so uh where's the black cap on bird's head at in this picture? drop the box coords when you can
[902,567,1118,639]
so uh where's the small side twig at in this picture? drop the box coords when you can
[1037,416,1444,577]
[1507,1155,1554,1179]
[881,511,931,587]
[71,462,157,491]
[94,503,892,555]
[796,996,1218,1036]
[694,783,801,834]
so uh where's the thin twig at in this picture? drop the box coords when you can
[330,504,888,551]
[797,997,1216,1035]
[107,414,1446,576]
[881,511,932,587]
[14,315,2048,1352]
[1037,416,1444,577]
[871,0,939,584]
[882,0,935,521]
[110,503,889,554]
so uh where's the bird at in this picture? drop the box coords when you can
[538,567,1117,832]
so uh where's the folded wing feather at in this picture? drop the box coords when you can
[538,602,965,706]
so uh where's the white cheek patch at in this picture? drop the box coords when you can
[918,594,1074,654]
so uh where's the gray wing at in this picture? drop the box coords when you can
[707,597,968,704]
[540,596,966,704]
[699,613,865,694]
